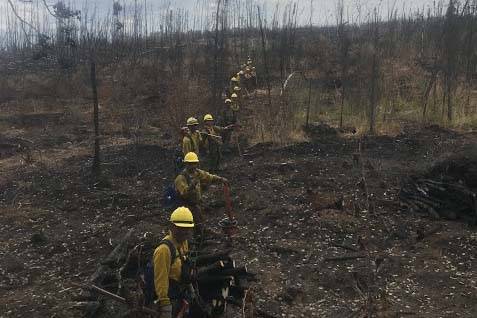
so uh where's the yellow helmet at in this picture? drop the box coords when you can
[231,77,238,82]
[204,114,214,121]
[225,99,232,103]
[187,117,199,126]
[234,86,241,91]
[184,152,199,163]
[231,93,238,98]
[170,207,194,228]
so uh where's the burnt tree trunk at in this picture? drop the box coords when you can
[257,6,272,110]
[422,70,438,121]
[90,61,101,177]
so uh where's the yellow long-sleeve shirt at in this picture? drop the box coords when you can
[174,169,221,204]
[153,234,189,306]
[182,131,201,156]
[203,126,224,151]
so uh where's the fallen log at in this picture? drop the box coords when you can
[214,266,248,277]
[197,275,234,286]
[74,230,135,318]
[331,242,359,252]
[195,250,232,267]
[74,283,159,316]
[90,230,134,285]
[324,253,367,262]
[197,261,225,276]
[400,177,476,222]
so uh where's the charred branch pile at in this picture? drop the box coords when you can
[400,147,477,222]
[400,178,476,221]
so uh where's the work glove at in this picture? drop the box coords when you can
[158,304,173,318]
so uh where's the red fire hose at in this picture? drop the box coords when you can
[223,184,235,220]
[220,184,238,236]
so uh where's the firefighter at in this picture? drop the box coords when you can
[153,206,194,317]
[202,114,233,171]
[233,85,242,96]
[230,93,240,124]
[222,98,232,123]
[244,66,252,79]
[174,152,228,238]
[182,117,202,156]
[250,66,257,90]
[251,66,257,77]
[247,57,253,66]
[243,66,253,93]
[236,71,244,86]
[229,76,239,96]
[222,99,234,148]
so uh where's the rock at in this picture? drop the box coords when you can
[282,286,304,304]
[30,231,48,246]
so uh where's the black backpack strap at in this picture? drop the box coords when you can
[159,239,177,266]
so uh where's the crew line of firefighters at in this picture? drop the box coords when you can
[153,58,256,317]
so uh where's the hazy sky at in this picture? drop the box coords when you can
[79,0,444,24]
[0,0,446,35]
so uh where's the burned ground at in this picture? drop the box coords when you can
[0,103,477,317]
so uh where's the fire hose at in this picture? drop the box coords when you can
[220,184,238,237]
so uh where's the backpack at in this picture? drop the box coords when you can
[174,147,184,173]
[163,171,192,209]
[143,239,177,305]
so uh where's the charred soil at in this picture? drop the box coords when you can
[1,101,477,317]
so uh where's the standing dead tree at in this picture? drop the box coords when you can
[442,0,460,123]
[336,0,351,128]
[257,5,272,109]
[212,0,228,111]
[90,60,101,178]
[462,0,476,116]
[368,9,381,135]
[6,0,39,47]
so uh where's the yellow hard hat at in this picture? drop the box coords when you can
[231,77,238,82]
[234,86,241,91]
[170,206,194,228]
[187,117,199,126]
[225,99,232,103]
[231,93,238,98]
[184,152,199,163]
[204,114,214,121]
